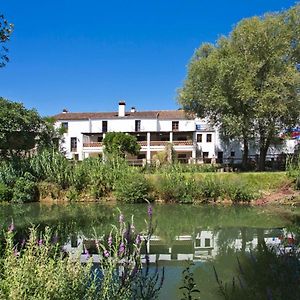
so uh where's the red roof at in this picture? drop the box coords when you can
[53,110,194,121]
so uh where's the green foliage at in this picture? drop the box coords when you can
[0,227,99,300]
[155,171,200,203]
[12,173,39,203]
[286,154,300,189]
[180,262,200,300]
[0,182,12,202]
[103,132,140,158]
[0,157,31,187]
[200,177,223,201]
[0,97,43,157]
[0,14,13,68]
[30,150,72,189]
[214,247,300,300]
[225,181,255,203]
[179,4,300,170]
[115,172,150,203]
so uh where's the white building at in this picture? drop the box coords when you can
[54,101,297,164]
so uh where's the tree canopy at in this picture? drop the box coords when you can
[0,98,60,157]
[103,132,140,158]
[178,4,300,170]
[0,14,13,68]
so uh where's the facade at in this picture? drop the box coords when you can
[54,101,297,164]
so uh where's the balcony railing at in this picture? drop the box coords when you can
[83,140,193,148]
[173,140,193,146]
[83,142,103,147]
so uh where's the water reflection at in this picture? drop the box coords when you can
[1,203,299,300]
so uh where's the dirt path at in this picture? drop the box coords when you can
[255,183,300,205]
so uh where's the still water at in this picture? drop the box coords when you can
[0,202,299,299]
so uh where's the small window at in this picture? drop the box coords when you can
[102,121,108,133]
[61,122,68,132]
[70,137,77,152]
[203,152,209,158]
[231,151,235,157]
[97,136,103,143]
[197,134,202,143]
[196,124,201,131]
[135,120,141,132]
[205,238,211,247]
[206,134,212,142]
[172,121,179,131]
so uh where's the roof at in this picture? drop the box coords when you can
[53,110,194,121]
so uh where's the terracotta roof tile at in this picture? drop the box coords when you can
[54,109,194,121]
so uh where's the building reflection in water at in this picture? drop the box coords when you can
[63,227,296,264]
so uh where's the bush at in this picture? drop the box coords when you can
[199,177,223,201]
[0,182,12,202]
[225,183,255,203]
[115,172,150,203]
[30,150,72,189]
[12,173,39,203]
[155,172,200,203]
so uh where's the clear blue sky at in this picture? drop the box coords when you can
[0,0,297,116]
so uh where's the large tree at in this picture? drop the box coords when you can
[0,98,59,157]
[0,14,13,67]
[178,5,300,170]
[103,132,140,158]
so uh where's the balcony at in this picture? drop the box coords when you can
[137,140,193,147]
[83,142,103,148]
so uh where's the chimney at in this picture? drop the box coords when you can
[118,101,126,117]
[131,106,136,113]
[62,108,68,114]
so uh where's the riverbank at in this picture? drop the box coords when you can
[0,151,296,205]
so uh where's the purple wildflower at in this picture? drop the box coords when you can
[119,242,125,256]
[52,235,58,244]
[84,246,90,258]
[8,221,14,233]
[38,239,43,246]
[119,214,124,223]
[147,205,153,217]
[135,234,141,245]
[108,235,113,247]
[21,239,26,248]
[104,249,110,258]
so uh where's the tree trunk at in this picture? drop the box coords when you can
[258,136,271,171]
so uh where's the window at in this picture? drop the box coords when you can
[206,134,212,142]
[203,152,209,159]
[197,134,202,143]
[61,122,68,132]
[70,137,77,152]
[231,151,235,157]
[196,124,201,131]
[205,238,211,247]
[97,136,103,143]
[102,121,108,133]
[172,121,179,131]
[135,120,141,132]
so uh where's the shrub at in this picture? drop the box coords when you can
[0,182,12,202]
[225,183,255,203]
[12,173,39,203]
[155,172,200,203]
[30,150,72,189]
[115,172,150,203]
[199,177,223,201]
[66,186,80,201]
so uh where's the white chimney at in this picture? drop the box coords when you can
[118,101,126,117]
[131,106,136,113]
